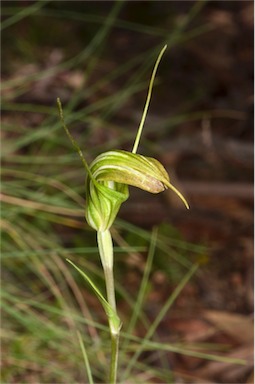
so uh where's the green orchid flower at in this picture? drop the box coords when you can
[85,149,189,232]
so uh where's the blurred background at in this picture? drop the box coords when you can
[1,1,253,383]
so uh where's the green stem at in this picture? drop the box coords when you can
[97,230,120,383]
[109,331,120,384]
[97,230,117,311]
[104,265,116,312]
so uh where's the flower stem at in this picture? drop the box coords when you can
[109,331,120,384]
[97,230,120,383]
[103,265,116,312]
[97,230,116,310]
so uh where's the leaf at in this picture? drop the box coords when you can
[66,259,121,333]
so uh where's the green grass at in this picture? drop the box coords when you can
[1,2,247,383]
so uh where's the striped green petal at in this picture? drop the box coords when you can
[85,150,188,231]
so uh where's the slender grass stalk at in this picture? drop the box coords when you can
[77,331,94,384]
[132,45,167,154]
[1,0,51,30]
[125,227,158,338]
[122,263,199,380]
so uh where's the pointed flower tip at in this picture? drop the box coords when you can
[175,191,190,210]
[164,180,189,210]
